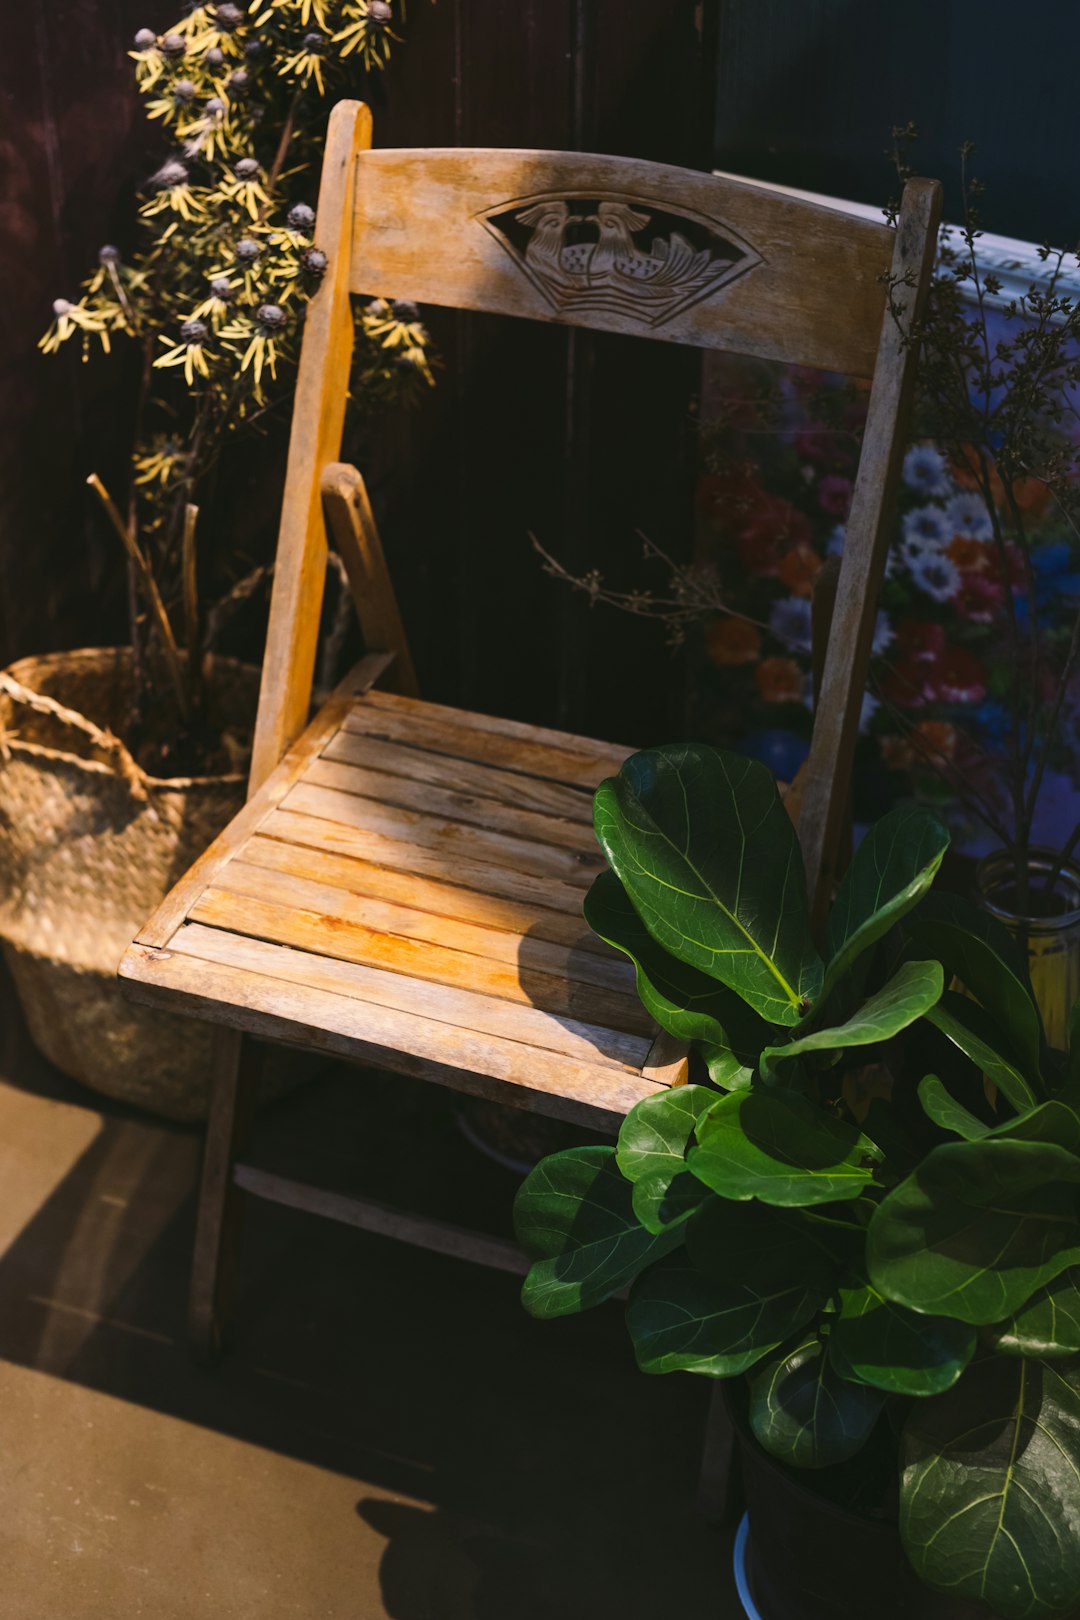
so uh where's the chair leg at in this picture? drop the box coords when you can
[697,1382,742,1524]
[188,1028,262,1364]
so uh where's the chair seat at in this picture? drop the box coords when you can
[120,668,684,1130]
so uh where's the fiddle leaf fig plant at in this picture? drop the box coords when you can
[515,741,1080,1620]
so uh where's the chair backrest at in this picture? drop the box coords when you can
[251,99,941,912]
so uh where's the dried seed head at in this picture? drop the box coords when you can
[302,247,328,276]
[302,30,326,52]
[154,158,189,189]
[235,157,261,179]
[369,1,393,23]
[161,32,186,57]
[234,237,261,263]
[244,37,267,59]
[52,298,74,317]
[98,244,121,265]
[173,78,197,100]
[180,318,209,344]
[210,277,233,298]
[391,299,420,322]
[205,46,225,68]
[287,202,316,232]
[215,3,245,29]
[134,27,157,49]
[227,67,250,91]
[205,96,225,116]
[364,296,389,319]
[256,303,286,330]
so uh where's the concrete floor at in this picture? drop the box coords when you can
[0,971,739,1618]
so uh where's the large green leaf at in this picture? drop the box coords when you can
[584,871,770,1065]
[626,1255,797,1376]
[689,1087,879,1207]
[926,991,1040,1113]
[867,1138,1080,1325]
[996,1099,1080,1155]
[989,1269,1080,1359]
[593,745,822,1026]
[617,1086,719,1184]
[901,1355,1080,1619]
[822,807,949,1001]
[514,1146,681,1319]
[616,1086,720,1235]
[831,1282,975,1395]
[749,1333,885,1468]
[758,959,944,1082]
[1069,996,1080,1089]
[902,890,1044,1082]
[917,1073,990,1140]
[626,1199,838,1375]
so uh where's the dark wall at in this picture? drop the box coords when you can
[0,0,176,668]
[0,1,715,745]
[713,0,1080,244]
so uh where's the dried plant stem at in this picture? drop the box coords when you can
[87,474,189,720]
[181,502,200,685]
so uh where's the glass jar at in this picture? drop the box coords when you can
[976,847,1080,1051]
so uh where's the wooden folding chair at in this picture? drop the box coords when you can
[119,104,939,1423]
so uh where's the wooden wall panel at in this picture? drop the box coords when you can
[0,0,176,669]
[1,1,715,757]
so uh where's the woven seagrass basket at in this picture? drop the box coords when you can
[0,648,259,1120]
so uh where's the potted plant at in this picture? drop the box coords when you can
[0,1,432,1117]
[515,741,1080,1619]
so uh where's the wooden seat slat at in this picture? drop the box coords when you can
[119,942,662,1130]
[321,730,596,824]
[342,703,627,791]
[282,781,606,887]
[189,886,653,1034]
[259,808,591,917]
[163,923,652,1070]
[303,756,595,853]
[207,860,635,993]
[361,687,634,765]
[241,834,617,955]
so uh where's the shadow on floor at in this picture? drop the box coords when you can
[0,967,738,1617]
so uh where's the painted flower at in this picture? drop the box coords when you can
[946,490,994,542]
[1013,476,1050,515]
[777,543,822,596]
[895,621,946,664]
[902,443,952,498]
[768,596,813,650]
[947,536,991,573]
[870,610,894,657]
[909,551,961,602]
[951,446,1006,507]
[738,498,811,576]
[795,423,849,469]
[931,648,987,704]
[756,657,806,704]
[902,505,952,552]
[859,691,880,733]
[706,617,761,667]
[818,474,853,517]
[954,573,1004,623]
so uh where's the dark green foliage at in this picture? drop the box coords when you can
[515,740,1080,1619]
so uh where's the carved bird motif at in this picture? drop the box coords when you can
[516,200,576,273]
[585,202,653,279]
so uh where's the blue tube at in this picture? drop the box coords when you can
[733,1513,765,1620]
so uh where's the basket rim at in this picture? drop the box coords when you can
[1,645,256,791]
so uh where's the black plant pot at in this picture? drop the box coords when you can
[728,1389,990,1620]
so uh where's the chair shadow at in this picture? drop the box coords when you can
[0,969,728,1617]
